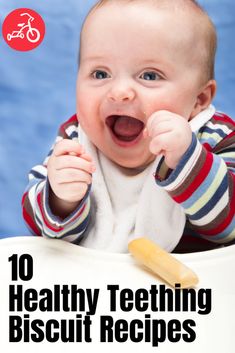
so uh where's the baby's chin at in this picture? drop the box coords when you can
[107,152,156,171]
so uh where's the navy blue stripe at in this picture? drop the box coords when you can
[61,212,90,238]
[202,126,227,139]
[187,173,228,220]
[29,169,45,180]
[68,131,78,139]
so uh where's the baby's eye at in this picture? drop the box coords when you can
[92,70,110,79]
[140,71,160,81]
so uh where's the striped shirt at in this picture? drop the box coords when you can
[22,111,235,252]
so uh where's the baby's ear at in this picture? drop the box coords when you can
[192,79,217,117]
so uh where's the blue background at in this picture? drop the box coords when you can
[0,0,234,238]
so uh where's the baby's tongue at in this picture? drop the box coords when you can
[113,116,143,137]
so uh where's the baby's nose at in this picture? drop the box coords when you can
[107,81,136,102]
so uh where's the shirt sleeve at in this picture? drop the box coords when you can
[21,115,91,243]
[155,113,235,244]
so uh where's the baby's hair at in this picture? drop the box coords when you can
[81,0,217,82]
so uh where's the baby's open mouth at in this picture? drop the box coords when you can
[105,115,144,142]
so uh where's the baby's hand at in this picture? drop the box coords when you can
[146,110,192,169]
[47,139,95,216]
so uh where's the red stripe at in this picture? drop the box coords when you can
[21,191,27,205]
[213,113,235,126]
[69,203,86,223]
[22,209,41,236]
[173,151,213,203]
[22,192,41,236]
[37,192,64,232]
[197,173,235,236]
[226,162,235,167]
[22,192,43,235]
[60,114,78,131]
[202,142,212,151]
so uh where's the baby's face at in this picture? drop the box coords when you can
[76,2,204,169]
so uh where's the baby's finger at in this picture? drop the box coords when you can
[149,135,168,156]
[148,120,173,138]
[53,139,85,157]
[68,151,93,163]
[56,168,92,185]
[146,111,172,136]
[55,182,89,203]
[146,114,157,134]
[80,153,93,163]
[55,155,96,173]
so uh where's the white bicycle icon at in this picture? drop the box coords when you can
[7,12,40,43]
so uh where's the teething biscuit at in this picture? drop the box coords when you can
[128,237,199,288]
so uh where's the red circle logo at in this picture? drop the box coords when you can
[2,8,45,51]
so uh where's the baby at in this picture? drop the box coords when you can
[22,0,235,253]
